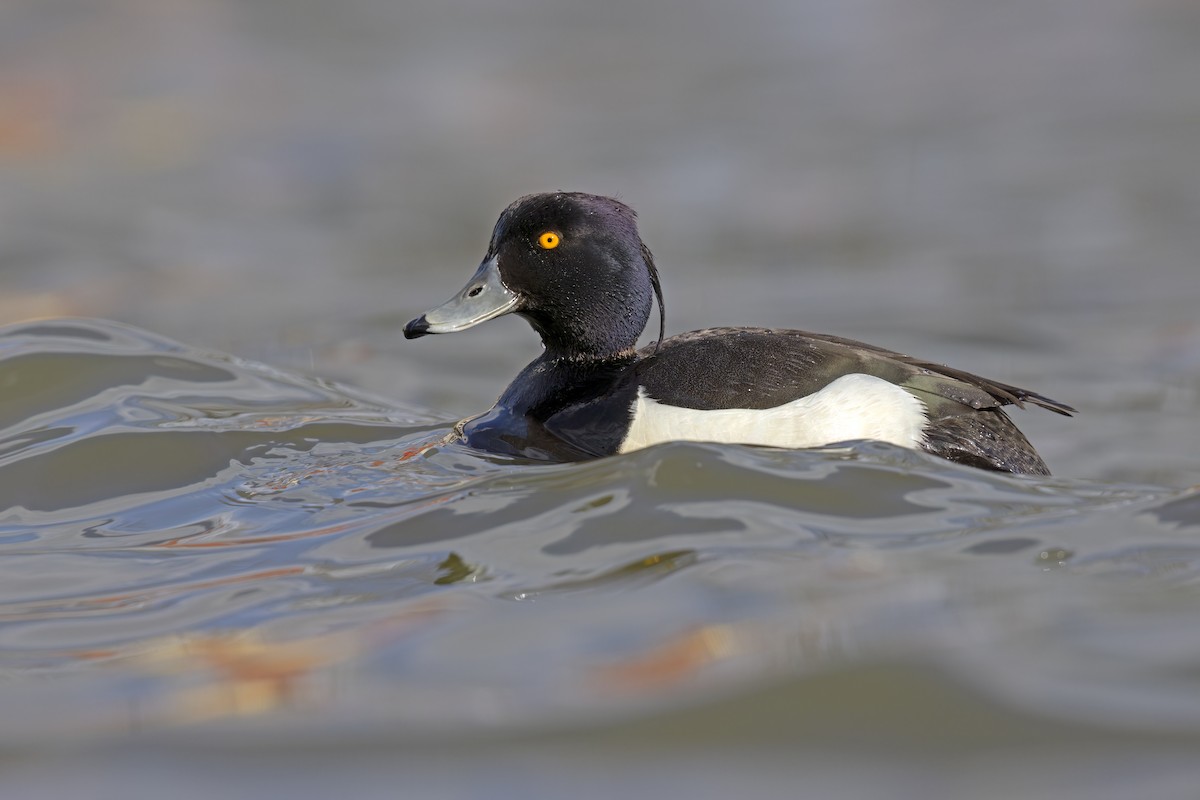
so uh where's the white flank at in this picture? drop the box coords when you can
[617,373,928,454]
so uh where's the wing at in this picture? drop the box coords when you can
[633,328,1069,475]
[635,327,1074,417]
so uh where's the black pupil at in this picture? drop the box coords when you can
[468,287,482,297]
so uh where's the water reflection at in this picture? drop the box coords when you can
[0,318,1199,782]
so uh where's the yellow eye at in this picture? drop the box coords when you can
[537,231,560,250]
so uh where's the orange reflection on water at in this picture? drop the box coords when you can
[117,596,452,725]
[593,624,739,692]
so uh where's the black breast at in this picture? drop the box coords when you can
[462,353,641,460]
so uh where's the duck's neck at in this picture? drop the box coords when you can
[517,264,653,359]
[498,349,637,419]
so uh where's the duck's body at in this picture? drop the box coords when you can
[406,193,1072,474]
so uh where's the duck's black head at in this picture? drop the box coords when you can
[404,192,664,360]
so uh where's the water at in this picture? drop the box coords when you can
[2,318,1199,798]
[4,0,1200,796]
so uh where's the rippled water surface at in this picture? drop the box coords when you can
[5,0,1200,796]
[3,319,1200,797]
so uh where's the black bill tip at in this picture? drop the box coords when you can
[403,316,430,339]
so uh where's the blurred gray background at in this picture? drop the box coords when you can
[2,0,1199,483]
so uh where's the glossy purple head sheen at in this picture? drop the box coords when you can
[488,193,664,358]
